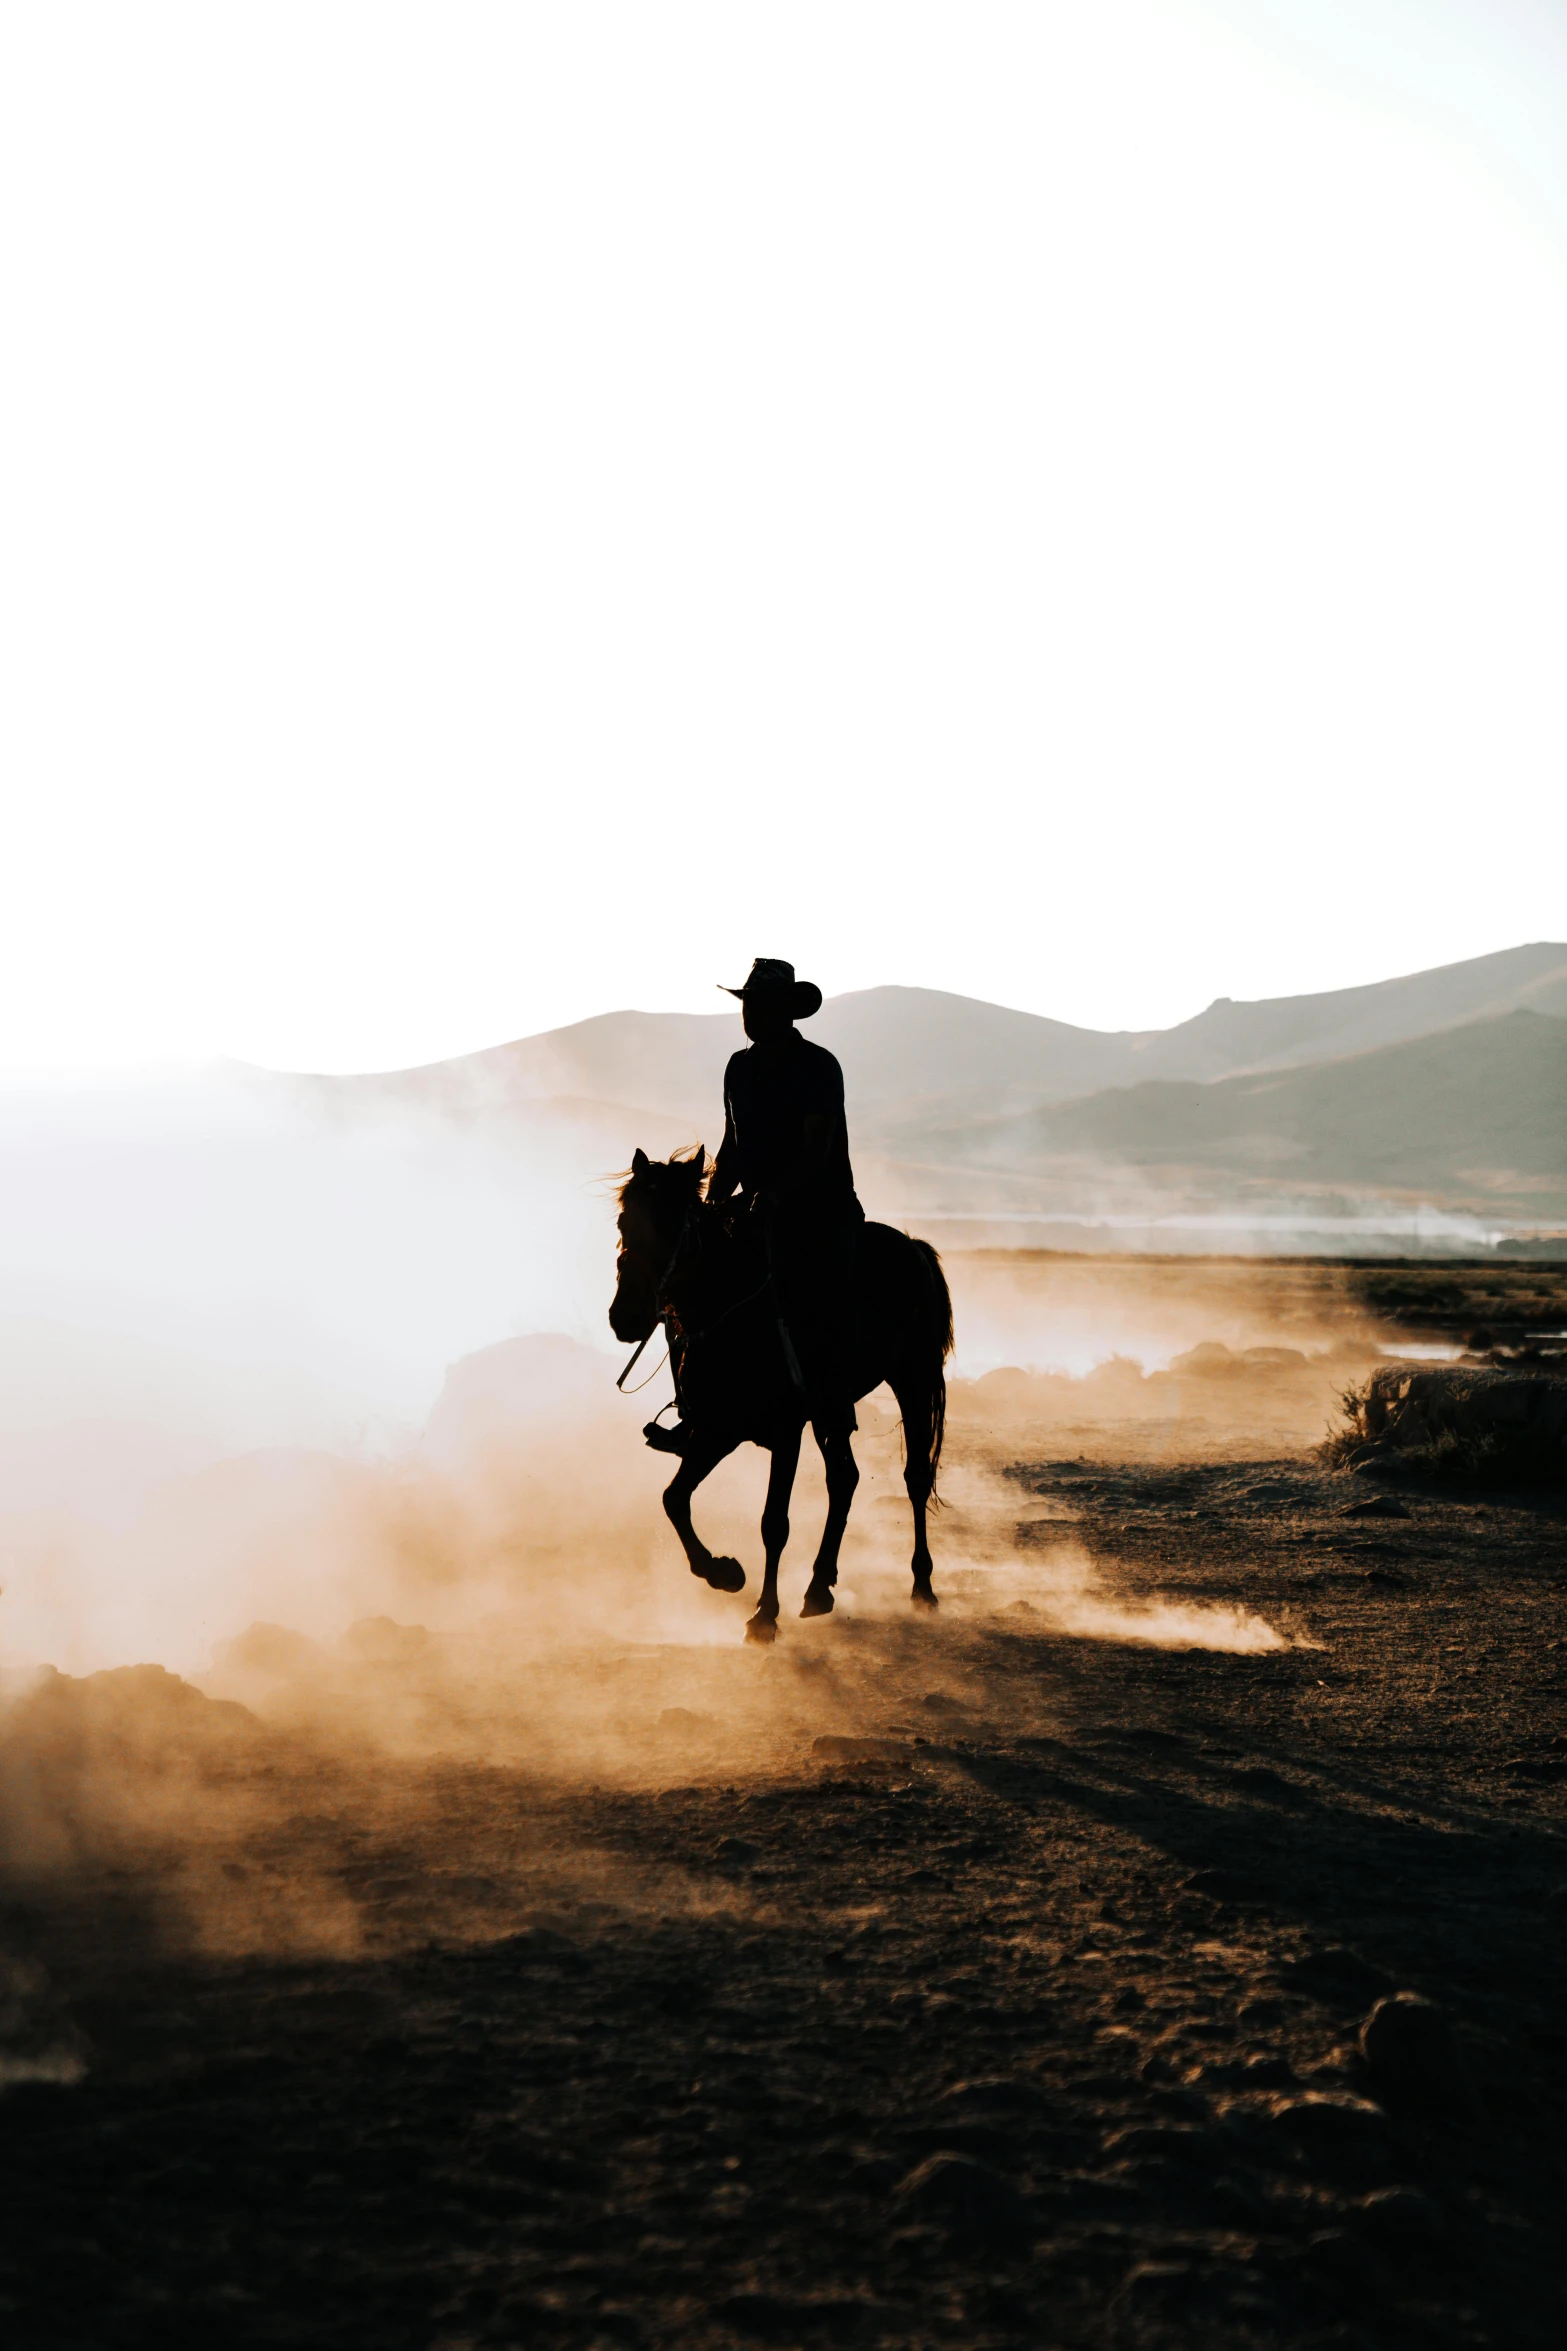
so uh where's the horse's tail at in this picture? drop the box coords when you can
[908,1236,952,1497]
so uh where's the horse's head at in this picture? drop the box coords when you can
[610,1145,707,1342]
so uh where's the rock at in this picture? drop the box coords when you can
[1339,1494,1411,1518]
[891,2151,1029,2250]
[1110,2257,1274,2333]
[712,1836,760,1865]
[1200,2053,1293,2090]
[1185,1866,1266,1903]
[811,1735,909,1762]
[1102,2122,1220,2166]
[1359,1992,1476,2113]
[934,2076,1052,2117]
[717,2291,879,2339]
[1281,1947,1393,2002]
[1256,2092,1391,2181]
[1357,2186,1444,2250]
[1297,2227,1384,2301]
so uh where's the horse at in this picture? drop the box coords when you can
[610,1146,954,1642]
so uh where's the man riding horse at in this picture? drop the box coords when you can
[610,959,952,1638]
[646,957,862,1454]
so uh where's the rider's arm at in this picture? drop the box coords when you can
[706,1105,740,1207]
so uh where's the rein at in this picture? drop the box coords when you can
[615,1329,660,1390]
[614,1217,689,1390]
[614,1201,770,1388]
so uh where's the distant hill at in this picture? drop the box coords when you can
[1126,941,1567,1084]
[898,1011,1567,1221]
[262,944,1567,1237]
[276,942,1567,1150]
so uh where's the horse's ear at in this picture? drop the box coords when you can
[690,1147,707,1182]
[632,1147,650,1176]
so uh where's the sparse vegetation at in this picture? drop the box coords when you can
[1318,1378,1374,1470]
[1320,1366,1567,1484]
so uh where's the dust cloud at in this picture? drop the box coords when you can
[0,1069,1347,1986]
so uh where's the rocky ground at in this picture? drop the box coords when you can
[2,1412,1565,2350]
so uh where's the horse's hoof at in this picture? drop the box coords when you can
[697,1556,746,1594]
[911,1581,938,1611]
[745,1611,779,1645]
[800,1580,836,1619]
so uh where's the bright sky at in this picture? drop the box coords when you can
[3,0,1565,1074]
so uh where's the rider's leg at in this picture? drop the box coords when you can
[646,1334,689,1452]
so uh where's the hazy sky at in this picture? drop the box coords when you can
[3,0,1565,1073]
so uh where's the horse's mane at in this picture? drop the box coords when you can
[614,1143,707,1206]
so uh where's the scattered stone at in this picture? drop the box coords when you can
[1339,1494,1412,1518]
[480,1926,580,1965]
[1102,2122,1220,2166]
[712,1837,761,1866]
[1261,2092,1391,2181]
[1184,1865,1269,1903]
[1195,2054,1295,2091]
[1110,2257,1271,2331]
[811,1735,909,1763]
[717,2291,879,2339]
[891,2151,1029,2250]
[934,2076,1052,2117]
[1229,1765,1301,1801]
[1359,1992,1476,2114]
[1297,2226,1384,2301]
[1356,2185,1444,2250]
[1281,1947,1393,2002]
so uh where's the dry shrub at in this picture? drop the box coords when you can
[1319,1369,1567,1485]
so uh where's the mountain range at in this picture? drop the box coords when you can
[278,943,1567,1242]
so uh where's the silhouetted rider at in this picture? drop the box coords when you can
[645,959,862,1454]
[708,959,864,1430]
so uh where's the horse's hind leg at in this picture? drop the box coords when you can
[891,1374,937,1608]
[746,1423,801,1646]
[801,1417,859,1617]
[663,1432,746,1594]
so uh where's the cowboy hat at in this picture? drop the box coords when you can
[719,957,823,1019]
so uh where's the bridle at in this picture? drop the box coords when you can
[614,1193,771,1388]
[614,1212,688,1390]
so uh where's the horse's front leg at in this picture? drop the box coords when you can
[801,1419,860,1618]
[746,1422,802,1646]
[663,1431,746,1593]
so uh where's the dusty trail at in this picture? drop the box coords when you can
[2,1437,1564,2349]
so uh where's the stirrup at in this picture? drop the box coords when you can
[644,1419,687,1456]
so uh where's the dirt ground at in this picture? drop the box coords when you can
[2,1266,1566,2349]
